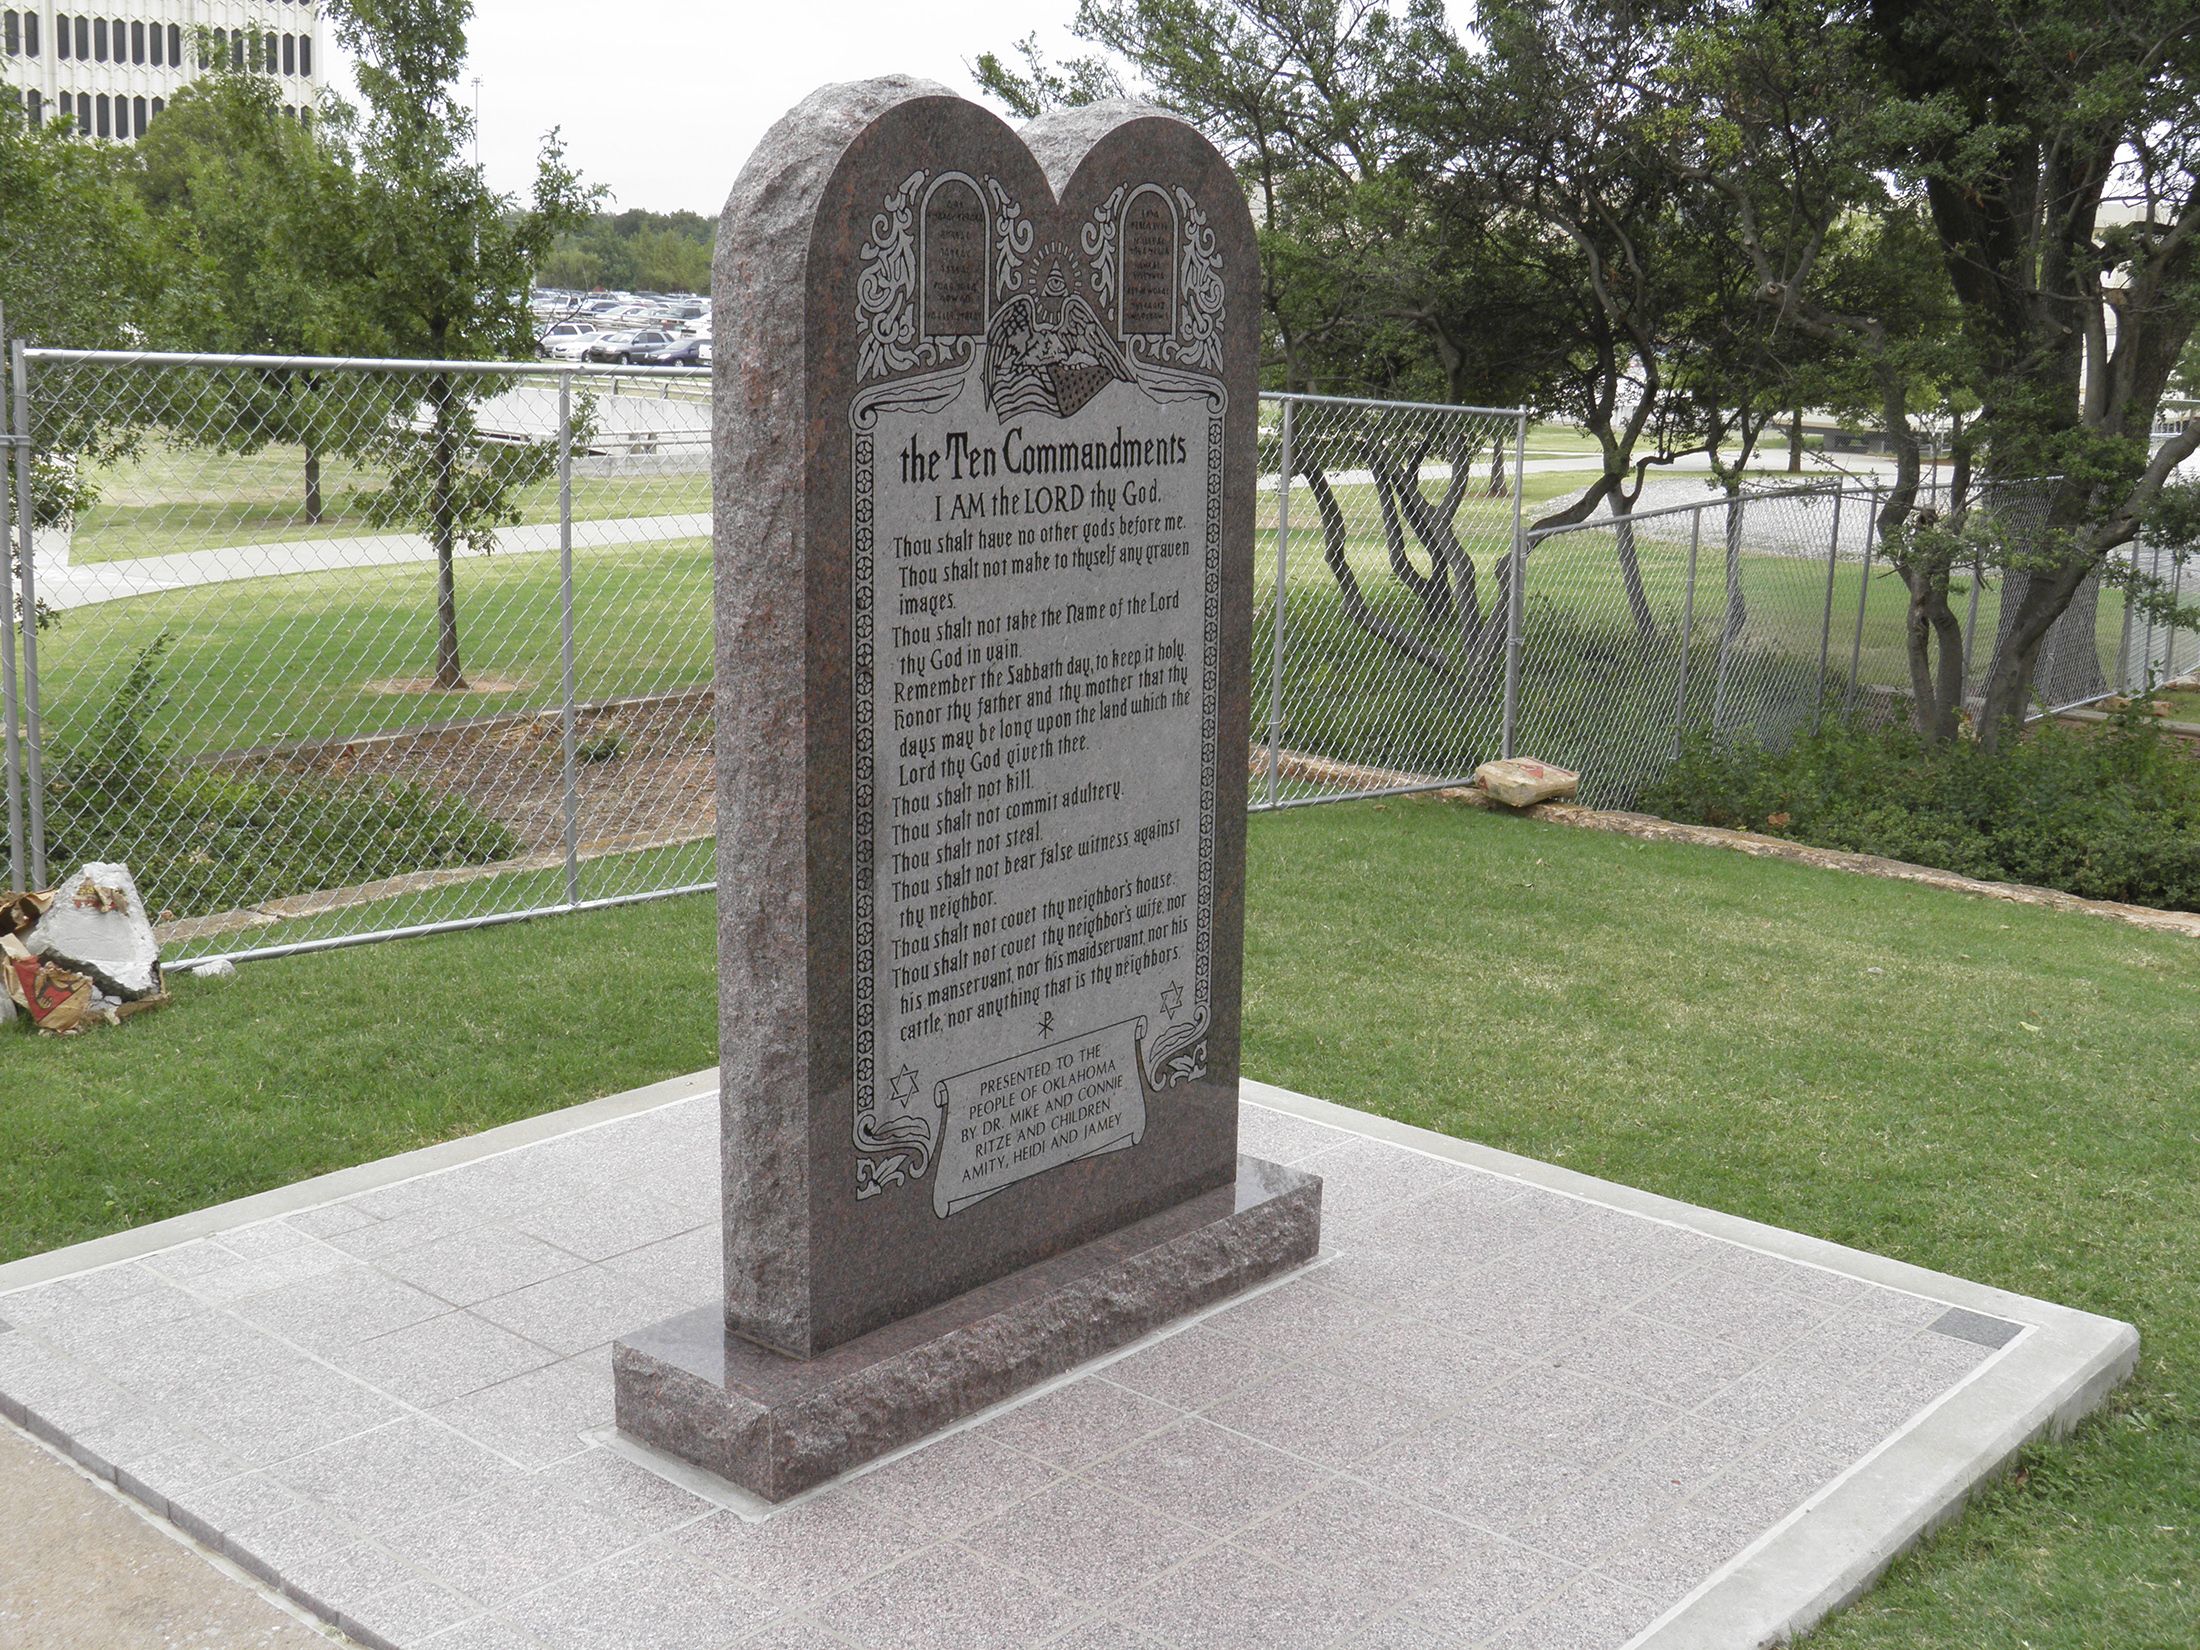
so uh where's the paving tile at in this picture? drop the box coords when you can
[1292,1139,1469,1222]
[1384,1176,1581,1264]
[140,1239,249,1281]
[1592,1498,1763,1604]
[1115,1542,1389,1650]
[1200,1274,1388,1357]
[420,1617,553,1650]
[342,1579,483,1646]
[1546,1310,1763,1410]
[1473,1365,1685,1471]
[122,1434,251,1506]
[512,1188,705,1262]
[1405,1527,1582,1642]
[1847,1284,1957,1329]
[1315,1314,1514,1406]
[1604,1414,1757,1500]
[186,1359,405,1467]
[224,1499,364,1588]
[1100,1322,1286,1410]
[596,1225,721,1304]
[1929,1305,2024,1350]
[825,1543,1090,1650]
[1700,1244,1879,1309]
[1235,1107,1350,1165]
[1233,1477,1502,1592]
[1298,1243,1458,1315]
[1488,1572,1665,1650]
[1437,1265,1642,1356]
[506,1540,779,1650]
[847,1426,1061,1531]
[233,1262,449,1352]
[71,1409,214,1475]
[407,1477,652,1606]
[537,1445,716,1536]
[1632,1267,1837,1351]
[1368,1418,1595,1526]
[963,1478,1205,1606]
[981,1377,1180,1470]
[284,1202,383,1239]
[217,1221,322,1261]
[168,1470,305,1545]
[1694,1351,1839,1437]
[334,1310,559,1408]
[275,1537,421,1620]
[1038,1619,1161,1650]
[1083,1417,1330,1536]
[733,1620,860,1650]
[1204,1362,1445,1468]
[180,1243,358,1307]
[432,1351,614,1467]
[274,1416,523,1533]
[471,1265,687,1355]
[669,1493,927,1609]
[378,1226,591,1307]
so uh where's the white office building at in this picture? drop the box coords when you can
[2,2,325,139]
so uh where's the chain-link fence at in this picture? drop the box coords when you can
[5,348,715,962]
[3,350,2193,961]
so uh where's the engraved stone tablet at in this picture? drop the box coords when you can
[614,77,1320,1501]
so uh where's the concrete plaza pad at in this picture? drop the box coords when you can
[0,1073,2134,1650]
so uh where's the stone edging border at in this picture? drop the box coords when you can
[1264,747,2200,941]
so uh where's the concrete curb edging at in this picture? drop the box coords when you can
[1240,1079,2140,1650]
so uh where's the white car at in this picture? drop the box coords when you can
[537,322,600,361]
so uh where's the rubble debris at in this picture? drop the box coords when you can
[3,934,95,1034]
[26,862,164,1001]
[1474,758,1582,808]
[185,958,238,981]
[2,891,49,940]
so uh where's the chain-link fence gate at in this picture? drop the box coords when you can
[3,347,2193,961]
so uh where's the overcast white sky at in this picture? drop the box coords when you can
[326,0,1094,217]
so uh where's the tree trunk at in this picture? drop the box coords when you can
[429,375,467,691]
[1787,407,1804,473]
[1486,445,1508,499]
[1608,493,1657,639]
[303,446,324,526]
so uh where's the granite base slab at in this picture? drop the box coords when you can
[611,1155,1320,1501]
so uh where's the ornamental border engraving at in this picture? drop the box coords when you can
[849,168,1229,1207]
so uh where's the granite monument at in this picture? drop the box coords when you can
[613,77,1320,1500]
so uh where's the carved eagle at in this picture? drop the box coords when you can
[984,294,1137,419]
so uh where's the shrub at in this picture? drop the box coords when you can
[38,635,523,919]
[1641,703,2200,911]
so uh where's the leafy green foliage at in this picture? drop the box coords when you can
[540,209,714,294]
[1643,706,2200,911]
[41,633,521,920]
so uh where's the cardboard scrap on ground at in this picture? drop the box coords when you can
[1475,758,1581,808]
[2,863,171,1036]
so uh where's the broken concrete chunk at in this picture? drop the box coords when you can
[1475,758,1581,808]
[27,862,163,1000]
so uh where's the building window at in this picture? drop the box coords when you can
[96,92,110,137]
[91,15,104,61]
[133,94,146,136]
[167,23,179,64]
[27,88,41,124]
[3,13,17,59]
[263,31,275,72]
[25,10,37,57]
[300,36,311,77]
[55,12,69,59]
[151,95,163,119]
[131,19,143,63]
[283,33,294,76]
[148,18,159,64]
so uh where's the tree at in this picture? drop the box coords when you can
[0,101,161,632]
[134,67,385,522]
[329,0,596,689]
[1668,0,2200,746]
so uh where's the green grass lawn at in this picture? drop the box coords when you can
[36,538,713,758]
[2,798,2191,1646]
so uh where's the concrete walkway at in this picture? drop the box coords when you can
[40,512,711,613]
[0,1422,330,1650]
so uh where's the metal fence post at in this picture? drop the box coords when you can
[2168,553,2187,685]
[1265,398,1292,809]
[2113,544,2138,693]
[10,340,44,888]
[1709,494,1743,735]
[1500,411,1527,760]
[558,375,580,908]
[0,308,22,894]
[1813,488,1844,729]
[1670,509,1703,757]
[1846,484,1879,709]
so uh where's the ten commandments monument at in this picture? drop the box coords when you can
[613,79,1322,1500]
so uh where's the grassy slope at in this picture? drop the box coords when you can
[2,800,2192,1644]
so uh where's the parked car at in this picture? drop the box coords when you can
[646,336,709,367]
[587,329,681,364]
[537,321,598,359]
